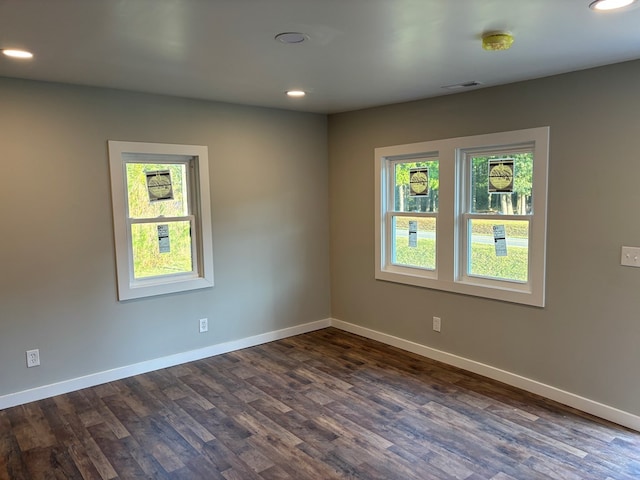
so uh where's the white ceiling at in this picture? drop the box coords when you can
[1,0,640,114]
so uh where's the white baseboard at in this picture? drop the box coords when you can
[0,318,331,410]
[4,316,638,433]
[330,318,640,432]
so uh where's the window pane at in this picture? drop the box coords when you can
[467,219,528,282]
[392,216,436,270]
[394,159,439,213]
[126,163,188,219]
[131,221,193,279]
[470,153,533,215]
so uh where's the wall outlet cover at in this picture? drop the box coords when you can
[199,318,208,333]
[26,349,40,368]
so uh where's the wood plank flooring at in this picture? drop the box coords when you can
[1,328,639,479]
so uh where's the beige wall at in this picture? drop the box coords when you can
[0,78,330,396]
[328,59,640,416]
[2,59,640,419]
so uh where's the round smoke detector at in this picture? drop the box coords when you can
[482,32,514,51]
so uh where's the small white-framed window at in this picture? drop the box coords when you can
[375,127,549,307]
[108,141,214,300]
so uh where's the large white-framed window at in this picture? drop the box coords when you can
[108,141,214,300]
[375,127,549,307]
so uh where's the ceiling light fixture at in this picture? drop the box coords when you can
[589,0,636,10]
[2,49,33,59]
[482,32,514,51]
[286,90,306,98]
[275,32,308,44]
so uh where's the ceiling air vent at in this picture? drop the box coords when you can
[442,81,483,90]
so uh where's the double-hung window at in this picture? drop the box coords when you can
[108,141,214,300]
[375,127,549,306]
[386,154,439,275]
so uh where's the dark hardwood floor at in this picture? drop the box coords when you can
[1,328,639,479]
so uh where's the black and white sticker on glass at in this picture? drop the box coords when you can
[488,159,514,193]
[409,168,429,196]
[493,224,507,257]
[146,170,174,202]
[158,224,170,253]
[408,220,418,248]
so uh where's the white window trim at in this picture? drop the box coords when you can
[108,141,214,300]
[375,127,549,307]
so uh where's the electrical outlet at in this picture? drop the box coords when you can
[199,318,208,333]
[26,349,40,368]
[433,316,441,333]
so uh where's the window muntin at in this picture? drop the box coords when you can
[108,141,214,300]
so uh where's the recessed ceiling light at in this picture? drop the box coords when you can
[589,0,636,10]
[2,49,33,59]
[275,32,308,44]
[286,90,306,98]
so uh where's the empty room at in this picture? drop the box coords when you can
[1,1,640,478]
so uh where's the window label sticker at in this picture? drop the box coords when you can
[158,224,170,253]
[146,170,174,202]
[409,168,429,196]
[408,220,418,248]
[493,224,507,257]
[488,159,514,193]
